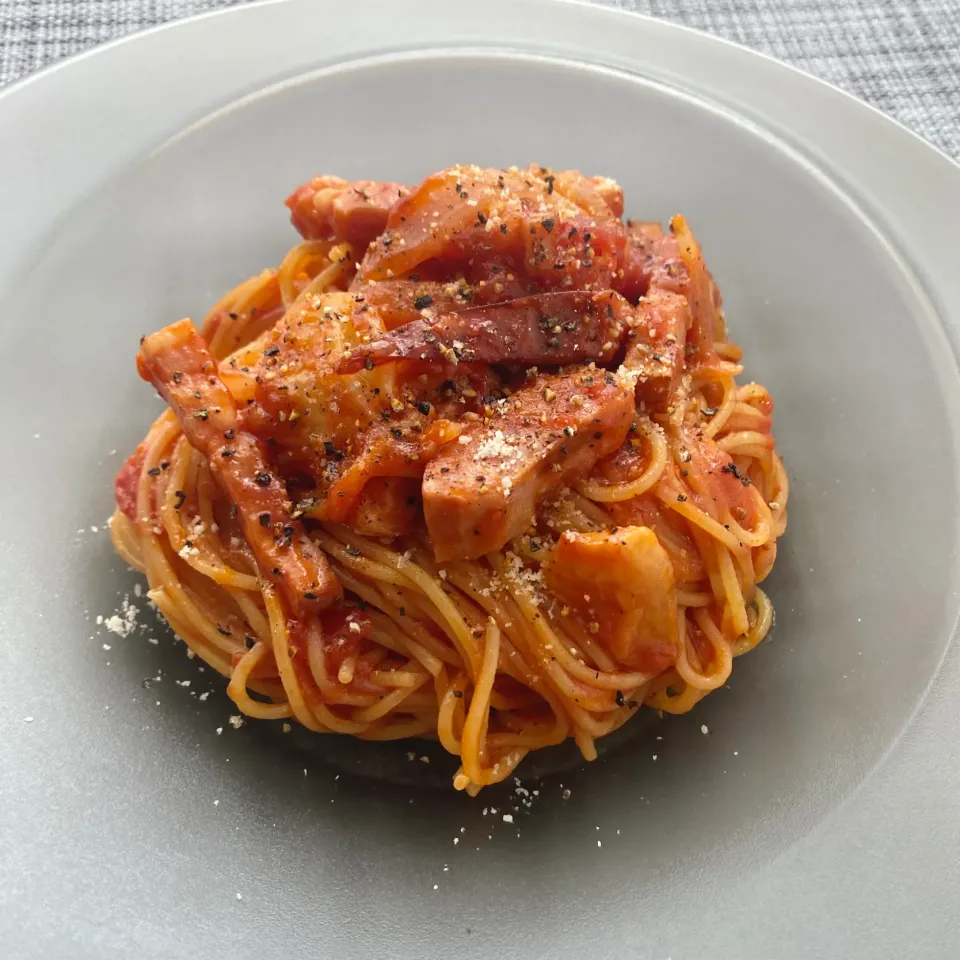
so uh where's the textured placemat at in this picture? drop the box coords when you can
[1,0,958,159]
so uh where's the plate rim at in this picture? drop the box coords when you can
[2,0,957,177]
[3,0,960,951]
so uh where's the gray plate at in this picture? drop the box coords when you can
[2,2,960,957]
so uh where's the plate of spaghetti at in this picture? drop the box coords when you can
[112,164,788,793]
[4,1,960,957]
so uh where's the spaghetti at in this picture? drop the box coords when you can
[111,165,788,793]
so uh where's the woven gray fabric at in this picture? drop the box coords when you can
[1,0,958,159]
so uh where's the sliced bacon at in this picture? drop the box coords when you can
[615,220,689,302]
[543,526,678,673]
[352,278,475,331]
[671,214,720,363]
[286,176,410,250]
[359,165,625,293]
[350,477,421,537]
[521,216,625,293]
[323,421,426,523]
[615,220,658,301]
[115,445,146,521]
[322,418,461,523]
[623,289,690,413]
[645,233,690,296]
[338,291,630,374]
[617,216,720,365]
[422,370,634,561]
[360,168,478,280]
[587,176,625,218]
[552,171,624,218]
[137,319,341,615]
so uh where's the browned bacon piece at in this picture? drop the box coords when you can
[543,526,678,673]
[671,214,720,363]
[615,220,688,302]
[286,176,410,250]
[358,165,626,295]
[623,289,690,413]
[350,477,421,537]
[552,171,624,218]
[352,278,475,331]
[115,444,145,521]
[338,291,630,374]
[422,370,634,561]
[617,216,720,364]
[137,319,342,616]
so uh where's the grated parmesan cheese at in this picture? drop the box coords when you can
[102,596,140,637]
[502,551,544,601]
[474,430,520,462]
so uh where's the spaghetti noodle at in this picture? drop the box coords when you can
[111,164,788,793]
